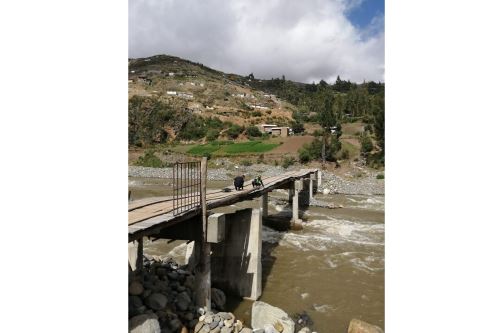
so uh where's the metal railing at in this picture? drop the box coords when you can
[172,161,201,216]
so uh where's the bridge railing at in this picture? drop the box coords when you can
[173,161,201,215]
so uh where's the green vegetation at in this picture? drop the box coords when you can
[282,156,296,169]
[222,141,279,154]
[376,173,385,179]
[226,124,245,139]
[135,150,166,168]
[246,125,262,138]
[360,133,374,156]
[187,140,280,156]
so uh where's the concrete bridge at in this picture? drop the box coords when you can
[128,168,322,309]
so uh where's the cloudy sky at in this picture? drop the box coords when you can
[129,0,384,83]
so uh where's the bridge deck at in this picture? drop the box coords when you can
[128,168,317,241]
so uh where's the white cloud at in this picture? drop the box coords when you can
[129,0,384,83]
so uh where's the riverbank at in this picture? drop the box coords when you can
[128,163,384,196]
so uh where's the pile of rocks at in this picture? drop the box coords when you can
[193,312,252,333]
[129,257,226,333]
[319,171,384,196]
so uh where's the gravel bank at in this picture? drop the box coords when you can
[129,163,384,196]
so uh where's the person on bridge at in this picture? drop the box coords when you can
[234,174,245,191]
[252,175,264,188]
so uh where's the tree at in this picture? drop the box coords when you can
[318,96,342,164]
[373,103,384,154]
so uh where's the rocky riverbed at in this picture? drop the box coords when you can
[129,163,384,196]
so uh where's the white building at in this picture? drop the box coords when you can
[166,91,177,95]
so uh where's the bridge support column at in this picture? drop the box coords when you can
[318,170,322,188]
[309,176,314,201]
[128,238,143,272]
[288,188,294,203]
[211,208,262,300]
[261,192,268,218]
[292,180,303,225]
[312,172,318,194]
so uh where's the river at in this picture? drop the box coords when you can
[129,176,384,332]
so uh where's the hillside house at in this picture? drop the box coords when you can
[259,124,289,137]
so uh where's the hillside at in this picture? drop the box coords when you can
[128,54,385,170]
[128,55,296,133]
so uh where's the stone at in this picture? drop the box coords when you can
[169,319,182,332]
[210,326,221,333]
[297,328,311,333]
[240,329,252,333]
[209,320,219,330]
[273,322,283,332]
[347,319,384,333]
[189,319,199,328]
[130,295,143,309]
[176,292,192,311]
[167,272,179,280]
[263,325,279,333]
[211,288,226,309]
[252,329,264,333]
[184,312,194,321]
[143,289,152,298]
[200,324,211,333]
[129,313,161,333]
[130,281,144,296]
[213,315,221,323]
[194,321,204,333]
[221,327,232,333]
[219,312,232,320]
[199,315,206,322]
[181,327,189,333]
[146,293,168,311]
[184,275,195,290]
[251,302,294,333]
[205,315,214,324]
[234,320,243,332]
[224,318,234,327]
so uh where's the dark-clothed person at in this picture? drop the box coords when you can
[234,175,245,190]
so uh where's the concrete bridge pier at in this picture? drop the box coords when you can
[292,180,303,225]
[185,208,263,301]
[260,192,268,218]
[128,237,143,272]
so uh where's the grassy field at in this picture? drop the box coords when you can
[187,140,280,156]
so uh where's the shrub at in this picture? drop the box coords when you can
[340,149,350,160]
[246,125,262,138]
[360,134,374,155]
[206,129,219,141]
[227,124,244,139]
[298,148,311,163]
[241,159,252,166]
[135,150,165,168]
[257,154,265,164]
[282,156,296,169]
[376,173,384,179]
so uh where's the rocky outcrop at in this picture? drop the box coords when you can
[251,301,295,333]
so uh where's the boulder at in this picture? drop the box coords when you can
[129,281,144,296]
[211,288,226,309]
[175,292,192,311]
[146,293,168,310]
[251,302,294,333]
[129,313,161,333]
[262,325,279,333]
[297,328,311,333]
[347,319,384,333]
[240,329,252,333]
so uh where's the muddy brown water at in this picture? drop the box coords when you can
[129,177,384,333]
